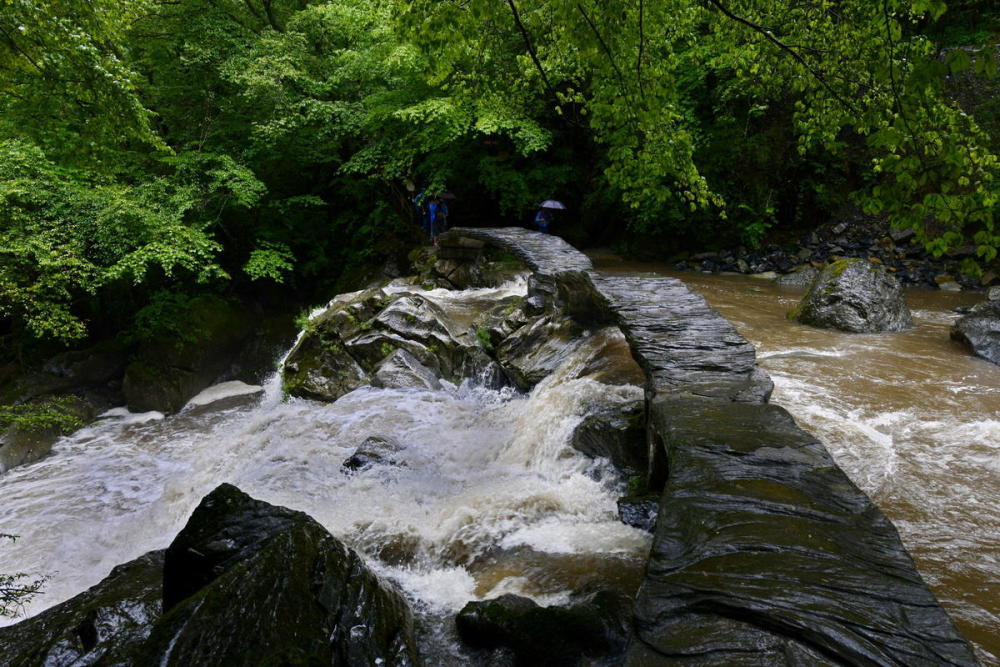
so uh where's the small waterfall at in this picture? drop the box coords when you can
[0,279,649,631]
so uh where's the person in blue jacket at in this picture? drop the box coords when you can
[534,208,552,233]
[428,196,441,243]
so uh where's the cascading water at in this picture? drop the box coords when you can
[0,279,650,661]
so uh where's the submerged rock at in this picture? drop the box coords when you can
[455,591,630,665]
[790,258,912,333]
[775,264,819,287]
[951,299,1000,366]
[182,380,264,414]
[343,434,406,471]
[0,550,164,666]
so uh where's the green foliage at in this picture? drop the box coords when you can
[0,140,254,342]
[0,397,86,434]
[245,242,295,282]
[475,326,494,350]
[2,0,999,354]
[0,535,47,618]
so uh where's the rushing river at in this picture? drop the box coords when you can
[0,279,649,662]
[3,264,998,663]
[593,254,1000,664]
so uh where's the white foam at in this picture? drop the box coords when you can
[183,381,263,408]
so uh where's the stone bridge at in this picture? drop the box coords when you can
[437,227,978,666]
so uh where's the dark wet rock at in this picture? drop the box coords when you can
[629,394,978,666]
[456,590,630,665]
[344,435,406,471]
[220,311,298,385]
[497,316,583,391]
[951,299,1000,366]
[144,483,418,665]
[42,341,128,389]
[587,274,773,403]
[775,265,819,288]
[616,496,658,532]
[570,398,645,473]
[0,550,164,666]
[123,296,254,413]
[372,348,442,391]
[790,258,912,333]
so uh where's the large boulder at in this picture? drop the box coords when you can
[790,258,912,333]
[951,298,1000,365]
[0,550,165,666]
[0,485,420,665]
[343,434,406,471]
[123,296,254,413]
[146,484,418,665]
[282,288,389,400]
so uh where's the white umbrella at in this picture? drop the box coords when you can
[538,200,567,210]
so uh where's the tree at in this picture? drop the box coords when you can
[0,535,45,618]
[403,0,999,261]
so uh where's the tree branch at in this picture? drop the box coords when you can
[504,0,559,101]
[637,0,646,100]
[705,0,857,113]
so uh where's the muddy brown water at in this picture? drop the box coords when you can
[594,254,1000,664]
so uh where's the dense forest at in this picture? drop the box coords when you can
[1,0,998,361]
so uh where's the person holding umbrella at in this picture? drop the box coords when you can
[534,200,566,234]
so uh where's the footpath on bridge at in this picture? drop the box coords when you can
[438,227,978,666]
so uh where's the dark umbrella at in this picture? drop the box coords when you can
[538,200,566,210]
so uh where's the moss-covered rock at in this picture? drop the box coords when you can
[0,394,98,472]
[281,288,396,401]
[790,258,912,333]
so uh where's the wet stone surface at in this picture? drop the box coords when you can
[587,273,774,403]
[628,394,979,666]
[951,298,1000,366]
